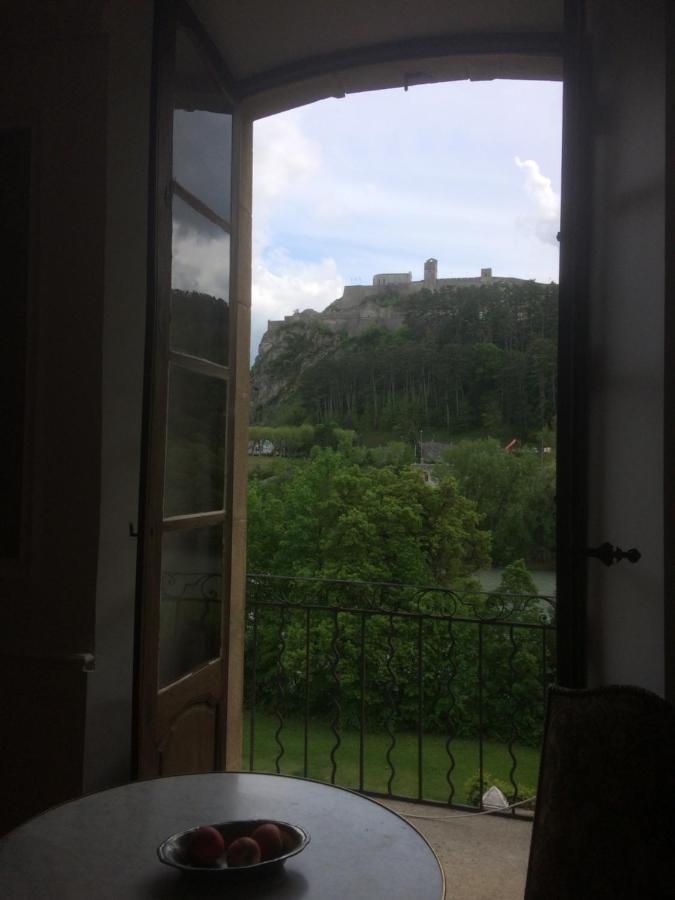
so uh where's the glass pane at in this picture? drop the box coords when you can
[173,26,232,220]
[159,525,223,687]
[164,365,227,517]
[171,193,230,365]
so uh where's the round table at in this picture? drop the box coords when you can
[0,772,445,899]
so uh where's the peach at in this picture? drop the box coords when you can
[226,836,262,867]
[251,822,284,861]
[188,825,225,866]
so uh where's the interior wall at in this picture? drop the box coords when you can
[82,0,154,793]
[0,6,108,832]
[585,0,666,692]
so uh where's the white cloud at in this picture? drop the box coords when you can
[253,111,321,247]
[172,228,230,299]
[251,250,344,355]
[514,156,561,246]
[250,111,346,356]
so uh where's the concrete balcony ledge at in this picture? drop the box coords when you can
[380,799,533,900]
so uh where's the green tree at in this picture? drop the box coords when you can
[441,439,555,565]
[246,448,490,584]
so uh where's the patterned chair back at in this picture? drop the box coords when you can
[525,685,675,899]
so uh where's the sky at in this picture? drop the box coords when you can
[250,78,562,358]
[171,80,563,359]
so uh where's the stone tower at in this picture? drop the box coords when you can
[424,258,438,290]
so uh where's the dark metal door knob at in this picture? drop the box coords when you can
[584,542,641,566]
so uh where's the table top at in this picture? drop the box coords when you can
[0,772,445,900]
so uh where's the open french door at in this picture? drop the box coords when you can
[136,0,251,777]
[557,0,668,693]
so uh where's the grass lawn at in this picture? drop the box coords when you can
[242,712,539,807]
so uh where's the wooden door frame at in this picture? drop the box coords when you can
[238,38,584,690]
[133,0,174,780]
[554,0,591,688]
[134,2,588,776]
[221,105,252,767]
[133,0,251,777]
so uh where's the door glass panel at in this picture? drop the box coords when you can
[159,524,223,687]
[170,288,229,367]
[164,365,227,517]
[172,191,230,242]
[173,26,232,220]
[171,193,230,365]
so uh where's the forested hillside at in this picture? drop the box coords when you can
[251,280,557,443]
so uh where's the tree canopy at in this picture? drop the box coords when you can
[247,448,491,586]
[440,438,555,565]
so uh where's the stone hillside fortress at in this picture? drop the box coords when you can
[259,259,530,354]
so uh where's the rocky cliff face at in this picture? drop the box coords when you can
[251,317,340,416]
[259,287,408,349]
[251,287,408,419]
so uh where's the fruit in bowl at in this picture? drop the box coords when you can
[251,823,284,861]
[226,835,262,867]
[157,818,310,878]
[187,825,226,866]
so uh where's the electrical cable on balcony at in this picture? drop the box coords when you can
[402,795,536,822]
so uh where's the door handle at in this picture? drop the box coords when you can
[584,542,641,566]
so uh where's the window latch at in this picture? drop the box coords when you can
[584,542,641,566]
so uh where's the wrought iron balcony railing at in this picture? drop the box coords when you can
[243,573,555,816]
[159,571,554,814]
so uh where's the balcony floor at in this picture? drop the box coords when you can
[379,799,533,900]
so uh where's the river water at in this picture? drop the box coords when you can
[473,568,556,597]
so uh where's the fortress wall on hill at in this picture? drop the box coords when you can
[321,303,406,336]
[337,285,379,307]
[259,267,534,354]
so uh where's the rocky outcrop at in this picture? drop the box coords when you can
[251,317,339,415]
[252,287,411,417]
[252,265,532,420]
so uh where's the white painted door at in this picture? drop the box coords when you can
[558,0,667,693]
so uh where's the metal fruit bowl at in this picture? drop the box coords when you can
[157,819,310,881]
